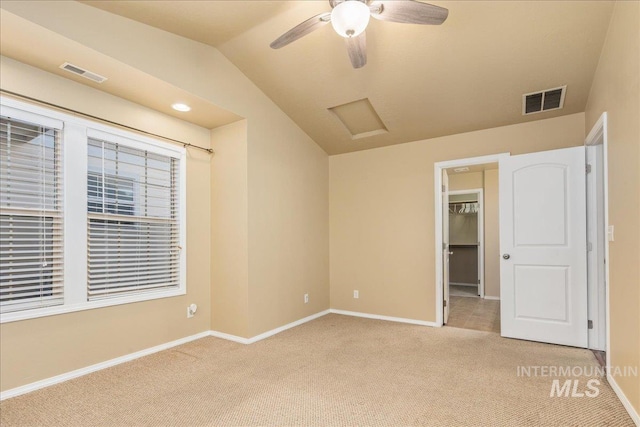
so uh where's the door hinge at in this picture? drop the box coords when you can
[442,184,446,193]
[443,300,447,307]
[477,279,481,284]
[588,242,593,251]
[588,320,593,329]
[586,164,592,174]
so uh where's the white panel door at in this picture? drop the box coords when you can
[500,146,587,347]
[442,169,450,324]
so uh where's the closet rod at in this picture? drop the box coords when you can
[0,89,214,155]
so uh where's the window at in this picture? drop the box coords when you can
[87,172,135,216]
[86,139,180,300]
[0,115,63,313]
[0,98,186,323]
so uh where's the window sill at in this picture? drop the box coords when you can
[0,288,186,324]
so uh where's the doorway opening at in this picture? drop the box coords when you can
[434,153,508,330]
[446,170,499,333]
[446,188,498,332]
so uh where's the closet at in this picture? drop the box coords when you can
[448,193,480,297]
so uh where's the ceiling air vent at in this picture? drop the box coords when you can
[522,86,566,115]
[59,62,107,83]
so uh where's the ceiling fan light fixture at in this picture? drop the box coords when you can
[331,0,370,38]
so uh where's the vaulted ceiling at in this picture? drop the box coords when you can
[5,1,615,154]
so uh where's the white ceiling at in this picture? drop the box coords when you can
[6,1,616,155]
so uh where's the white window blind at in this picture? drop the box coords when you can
[87,138,180,300]
[0,116,63,313]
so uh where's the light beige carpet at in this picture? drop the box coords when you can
[0,314,633,426]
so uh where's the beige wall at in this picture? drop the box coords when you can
[483,170,500,298]
[449,246,478,285]
[210,120,249,338]
[0,57,213,391]
[247,120,330,336]
[449,214,478,245]
[449,172,483,191]
[584,1,640,414]
[330,113,584,321]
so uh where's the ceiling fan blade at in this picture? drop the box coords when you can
[345,32,367,69]
[270,12,332,49]
[370,0,448,25]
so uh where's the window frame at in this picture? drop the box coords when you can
[0,97,187,324]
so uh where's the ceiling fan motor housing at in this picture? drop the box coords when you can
[331,0,371,38]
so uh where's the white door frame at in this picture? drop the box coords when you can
[584,112,609,352]
[442,169,450,324]
[448,188,485,298]
[434,153,510,327]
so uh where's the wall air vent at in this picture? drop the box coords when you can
[59,62,107,83]
[522,86,566,115]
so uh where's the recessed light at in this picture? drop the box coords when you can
[172,103,191,112]
[454,167,470,173]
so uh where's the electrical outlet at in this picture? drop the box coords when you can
[608,225,614,242]
[304,293,309,304]
[353,290,359,299]
[187,303,197,318]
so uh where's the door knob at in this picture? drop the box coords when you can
[448,251,454,255]
[503,254,511,260]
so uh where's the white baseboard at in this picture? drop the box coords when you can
[483,295,501,300]
[210,309,331,345]
[0,331,211,401]
[607,374,640,426]
[208,330,250,344]
[450,282,477,287]
[330,309,438,327]
[246,309,330,343]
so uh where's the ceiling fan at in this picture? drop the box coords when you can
[270,0,448,69]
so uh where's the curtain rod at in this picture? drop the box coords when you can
[0,89,214,155]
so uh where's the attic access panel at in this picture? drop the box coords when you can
[328,98,388,140]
